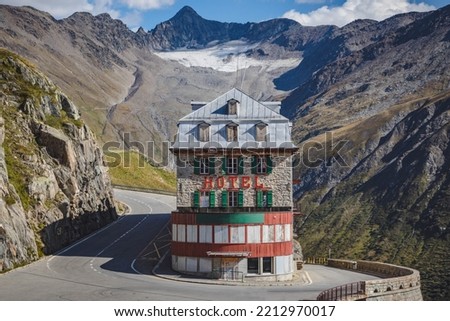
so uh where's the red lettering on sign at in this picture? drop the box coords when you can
[217,176,225,189]
[228,176,238,189]
[241,176,251,189]
[254,176,264,189]
[203,177,213,189]
[202,175,266,189]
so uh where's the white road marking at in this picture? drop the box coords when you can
[304,271,313,285]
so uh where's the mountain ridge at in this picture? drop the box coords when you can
[1,3,449,299]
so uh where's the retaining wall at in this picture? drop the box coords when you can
[322,259,422,301]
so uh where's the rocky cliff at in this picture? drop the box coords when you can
[0,49,117,271]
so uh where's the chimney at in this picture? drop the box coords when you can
[261,101,281,114]
[191,101,207,111]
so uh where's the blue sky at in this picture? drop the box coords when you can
[1,0,448,31]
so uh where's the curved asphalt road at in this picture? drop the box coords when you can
[0,189,378,301]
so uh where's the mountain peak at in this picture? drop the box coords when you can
[176,5,199,15]
[173,5,202,20]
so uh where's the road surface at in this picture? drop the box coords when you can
[0,189,378,300]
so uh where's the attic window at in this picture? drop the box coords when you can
[228,99,239,115]
[255,122,268,142]
[198,122,210,142]
[226,123,238,142]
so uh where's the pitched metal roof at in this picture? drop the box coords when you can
[179,88,287,122]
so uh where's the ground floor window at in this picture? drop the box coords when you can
[262,257,273,273]
[247,258,259,274]
[247,257,274,274]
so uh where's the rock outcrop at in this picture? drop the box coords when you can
[0,49,117,271]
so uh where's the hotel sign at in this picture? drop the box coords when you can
[202,176,265,189]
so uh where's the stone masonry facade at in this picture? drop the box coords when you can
[176,153,293,209]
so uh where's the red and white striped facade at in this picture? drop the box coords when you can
[170,89,297,281]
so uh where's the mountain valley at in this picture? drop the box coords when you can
[0,4,449,299]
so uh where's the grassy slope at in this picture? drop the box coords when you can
[105,149,176,193]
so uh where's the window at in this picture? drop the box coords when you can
[252,156,273,174]
[194,190,215,208]
[247,258,259,274]
[222,157,244,175]
[262,257,273,273]
[228,190,238,207]
[227,157,238,174]
[214,225,229,243]
[256,157,267,174]
[199,225,212,243]
[230,226,245,243]
[256,190,273,208]
[200,158,209,174]
[200,191,209,207]
[226,123,238,142]
[256,123,267,142]
[247,257,274,275]
[247,225,261,243]
[228,99,239,115]
[194,157,216,175]
[222,190,243,207]
[198,123,210,142]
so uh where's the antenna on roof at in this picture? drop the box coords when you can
[240,61,247,90]
[234,55,239,88]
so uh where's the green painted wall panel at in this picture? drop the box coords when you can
[196,213,264,224]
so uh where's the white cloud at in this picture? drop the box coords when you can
[120,0,175,10]
[0,0,94,18]
[0,0,124,18]
[121,10,144,29]
[283,0,436,27]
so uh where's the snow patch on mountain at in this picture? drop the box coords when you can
[153,40,300,72]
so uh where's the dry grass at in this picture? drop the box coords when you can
[105,149,176,192]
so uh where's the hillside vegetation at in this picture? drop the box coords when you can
[295,91,450,300]
[105,149,176,193]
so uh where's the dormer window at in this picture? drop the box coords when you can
[255,122,268,142]
[227,99,239,115]
[198,122,210,142]
[226,122,238,142]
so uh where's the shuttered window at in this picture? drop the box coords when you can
[221,191,228,207]
[193,191,200,208]
[208,157,216,174]
[200,191,209,207]
[252,156,272,174]
[194,157,211,175]
[238,190,244,207]
[200,158,208,174]
[228,190,238,207]
[266,156,273,174]
[227,157,238,174]
[256,190,263,208]
[209,190,216,207]
[267,190,273,207]
[251,156,257,174]
[193,158,200,175]
[256,190,273,208]
[238,157,245,174]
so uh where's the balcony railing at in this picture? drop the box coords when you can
[176,206,293,213]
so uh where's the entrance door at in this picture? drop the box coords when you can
[221,258,239,280]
